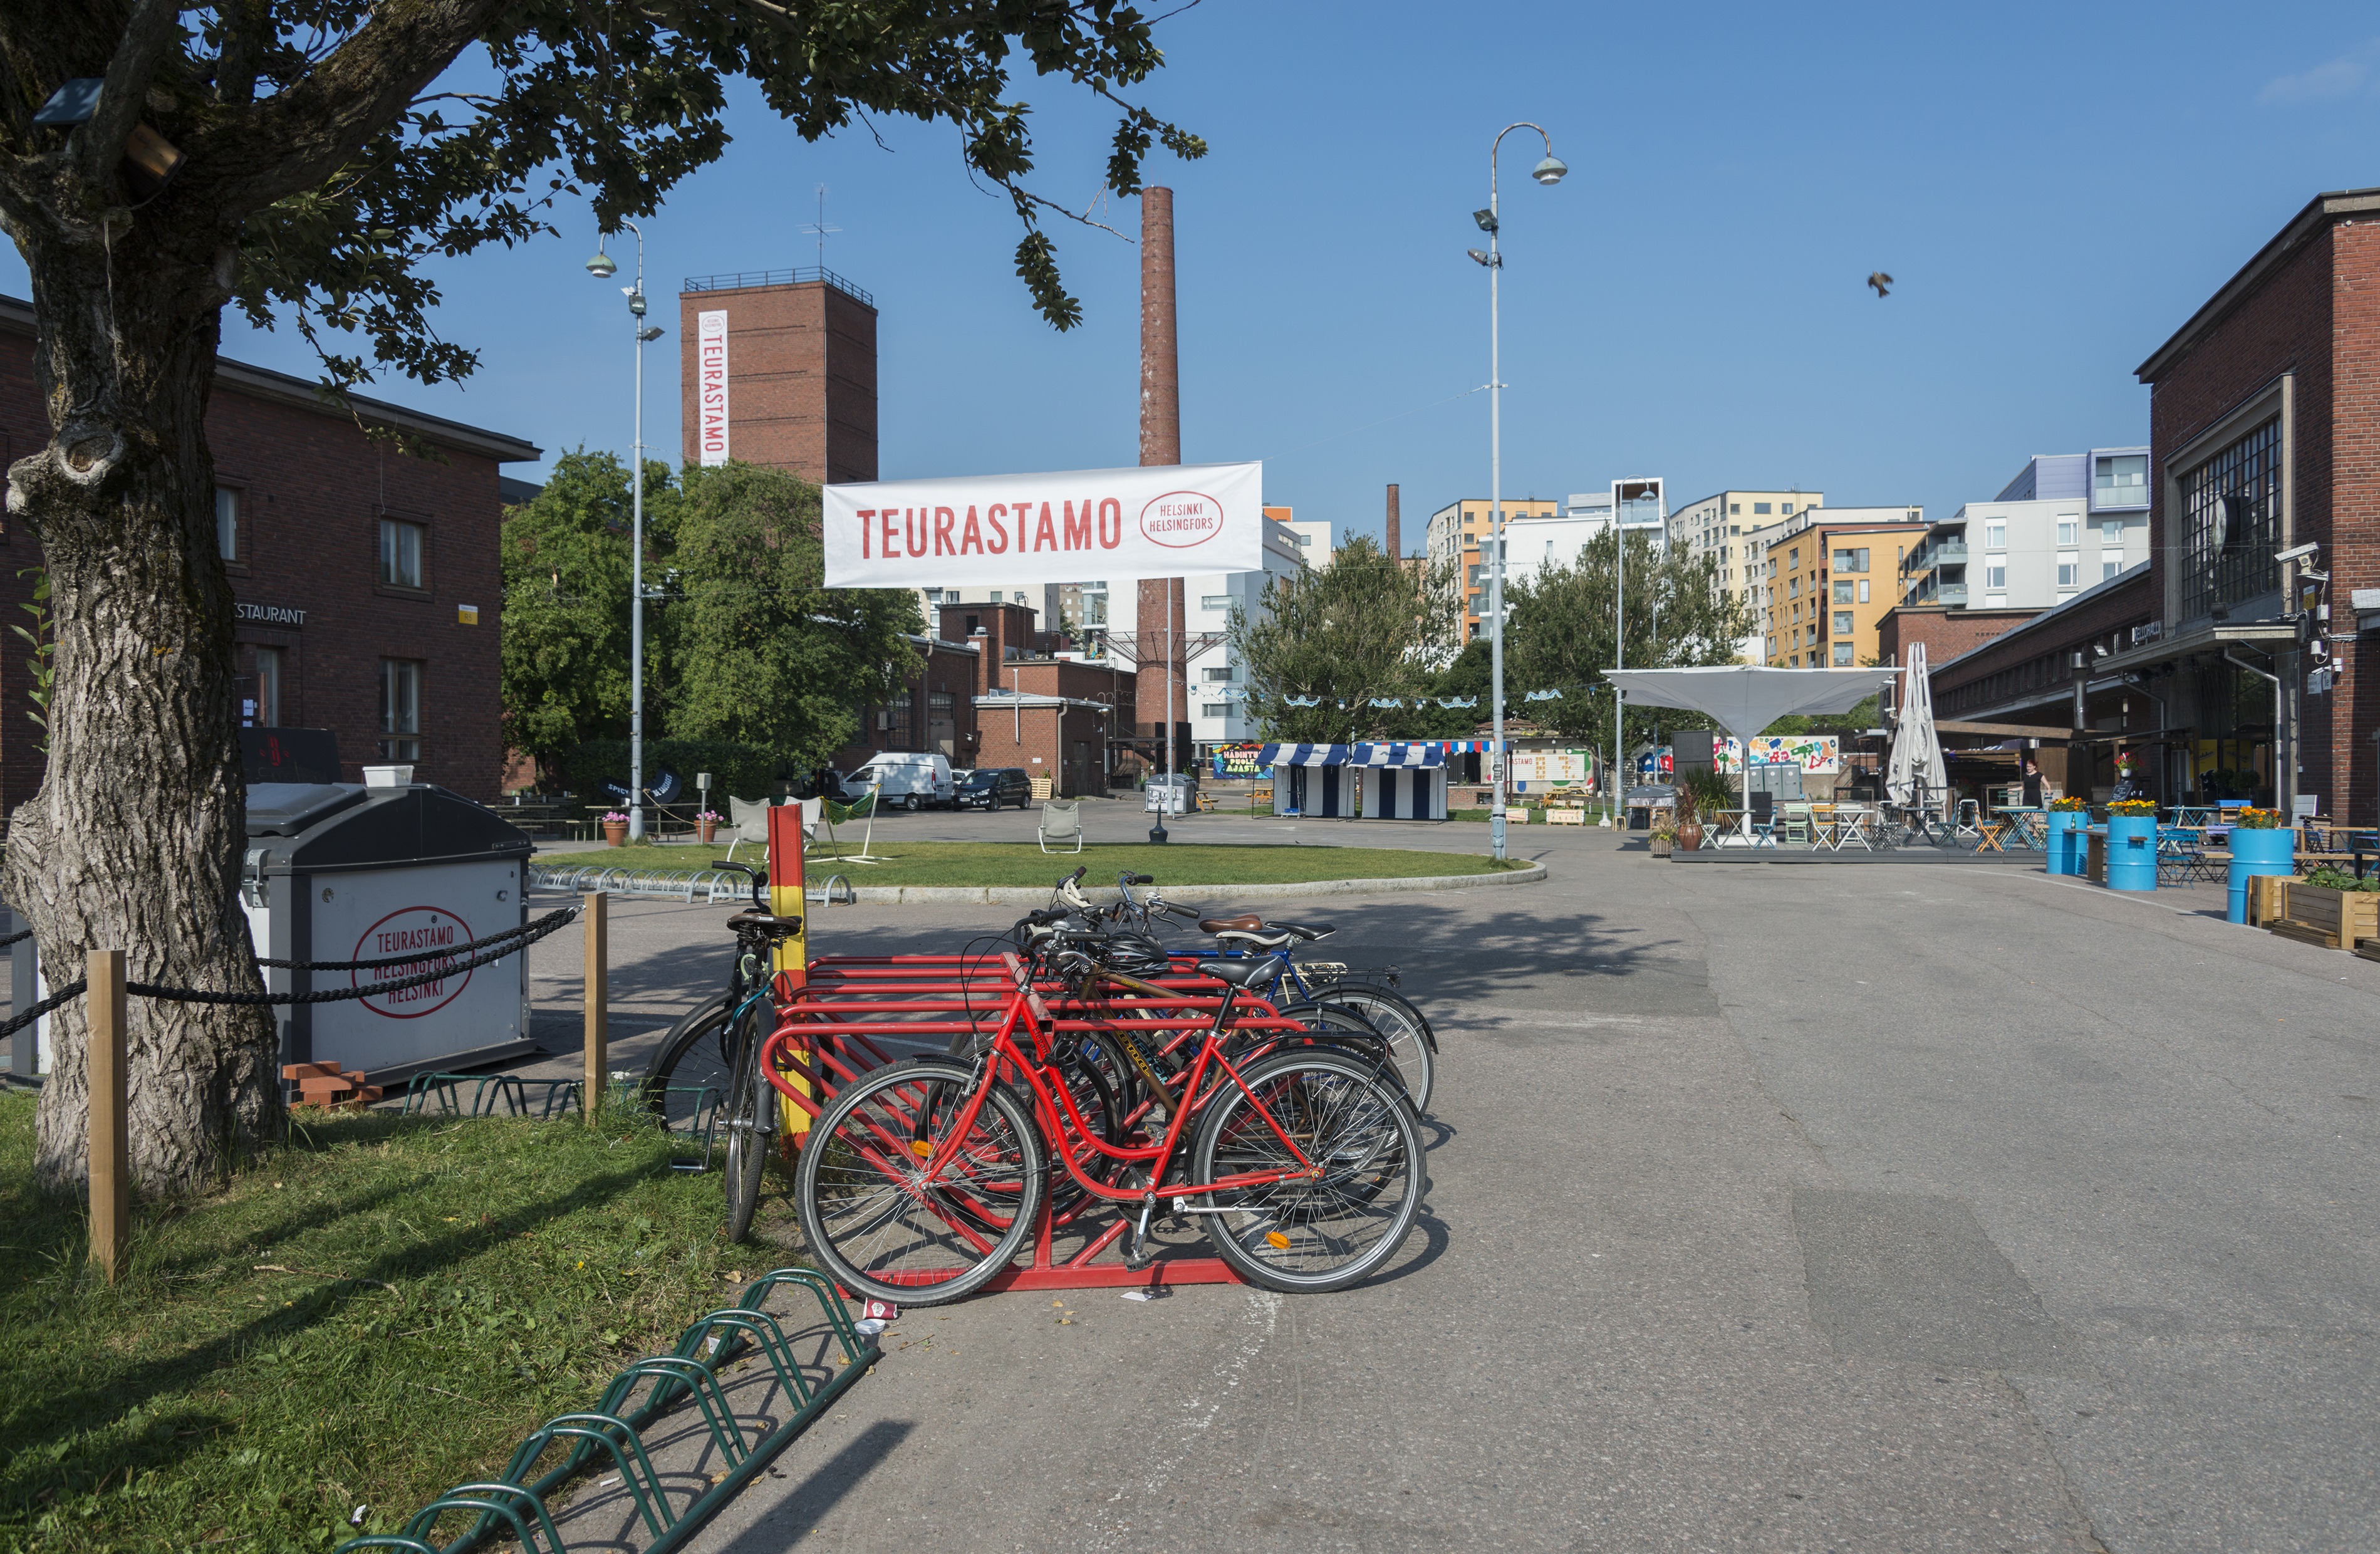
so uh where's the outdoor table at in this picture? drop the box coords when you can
[1997,806,2047,850]
[1826,807,1878,850]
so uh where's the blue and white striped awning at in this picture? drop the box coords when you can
[1257,742,1448,768]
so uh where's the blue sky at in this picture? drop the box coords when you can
[13,3,2380,548]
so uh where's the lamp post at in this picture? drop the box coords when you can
[586,225,667,840]
[1609,477,1662,816]
[1468,123,1566,862]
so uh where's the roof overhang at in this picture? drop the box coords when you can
[2094,618,2294,677]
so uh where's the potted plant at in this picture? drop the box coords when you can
[1650,813,1676,857]
[2225,806,2294,924]
[2104,798,2158,891]
[695,809,722,844]
[2045,795,2089,876]
[1674,766,1734,852]
[600,810,630,847]
[2277,864,2380,950]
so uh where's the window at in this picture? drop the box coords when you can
[2056,518,2078,546]
[2180,417,2280,620]
[1832,642,1854,665]
[1832,580,1853,603]
[1200,594,1232,612]
[1985,563,2007,588]
[378,659,421,761]
[216,488,241,562]
[1754,502,1772,515]
[1202,702,1232,719]
[1832,611,1854,635]
[1858,580,1870,603]
[2101,518,2123,542]
[1783,502,1795,514]
[923,588,946,605]
[378,518,424,589]
[1729,503,1741,515]
[1832,548,1869,573]
[1203,666,1235,682]
[1984,521,2006,550]
[2057,553,2080,587]
[249,647,281,727]
[927,690,954,717]
[2103,558,2122,581]
[1788,547,1800,568]
[2095,453,2148,507]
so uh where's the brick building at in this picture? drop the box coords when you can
[0,296,538,808]
[678,269,877,484]
[1876,603,2043,675]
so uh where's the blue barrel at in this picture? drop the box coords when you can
[2106,815,2158,891]
[2226,825,2295,923]
[2045,810,2082,875]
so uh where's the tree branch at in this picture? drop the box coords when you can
[73,0,183,182]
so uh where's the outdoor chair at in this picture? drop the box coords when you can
[2156,825,2218,885]
[1953,799,1982,841]
[1747,791,1779,847]
[1829,806,1874,852]
[1781,802,1812,846]
[725,795,773,863]
[1038,799,1083,854]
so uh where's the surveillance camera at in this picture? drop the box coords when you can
[2274,541,2320,564]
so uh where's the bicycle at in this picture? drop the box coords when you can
[637,860,804,1241]
[792,946,1423,1303]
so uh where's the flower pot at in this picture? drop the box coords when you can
[1677,819,1705,852]
[1650,835,1674,857]
[2226,826,2295,923]
[602,821,628,847]
[2105,814,2157,891]
[2045,810,2084,875]
[696,818,718,844]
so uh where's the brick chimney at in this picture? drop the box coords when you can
[1385,483,1401,558]
[1136,186,1186,753]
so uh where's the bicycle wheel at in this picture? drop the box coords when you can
[1307,983,1435,1112]
[796,1056,1045,1306]
[640,994,733,1147]
[1189,1050,1423,1293]
[720,1001,775,1242]
[1245,1001,1413,1103]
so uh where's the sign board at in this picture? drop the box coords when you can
[1212,743,1266,778]
[1509,749,1592,785]
[1713,735,1840,774]
[824,461,1264,589]
[301,861,526,1070]
[696,310,730,466]
[241,727,340,785]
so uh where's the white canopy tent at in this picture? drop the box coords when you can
[1884,642,1950,812]
[1603,666,1898,838]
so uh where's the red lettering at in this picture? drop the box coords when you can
[960,506,985,554]
[1098,498,1123,548]
[905,508,927,557]
[860,508,875,558]
[935,506,956,556]
[1063,500,1091,550]
[1034,502,1058,552]
[882,511,901,557]
[987,504,1009,554]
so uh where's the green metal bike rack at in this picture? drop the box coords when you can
[335,1266,878,1554]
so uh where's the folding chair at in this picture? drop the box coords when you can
[1953,798,1982,841]
[1037,799,1083,854]
[1831,806,1875,851]
[1747,791,1779,848]
[1781,802,1812,846]
[724,795,773,864]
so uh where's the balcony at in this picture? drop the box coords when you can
[1904,539,1967,575]
[1903,576,1968,607]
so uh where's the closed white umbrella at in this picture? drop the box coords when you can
[1885,642,1948,815]
[1603,665,1898,840]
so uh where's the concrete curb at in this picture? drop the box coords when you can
[814,861,1549,907]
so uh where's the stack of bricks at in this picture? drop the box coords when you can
[282,1061,383,1110]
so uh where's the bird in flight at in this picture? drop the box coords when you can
[1868,271,1894,298]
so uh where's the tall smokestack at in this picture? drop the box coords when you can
[1137,187,1185,770]
[1385,483,1401,558]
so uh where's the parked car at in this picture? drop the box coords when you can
[853,751,955,811]
[794,767,869,805]
[957,767,1033,811]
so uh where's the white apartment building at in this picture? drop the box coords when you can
[1279,516,1333,569]
[1169,513,1307,751]
[1899,450,2151,610]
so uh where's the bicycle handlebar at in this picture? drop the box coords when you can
[710,859,769,910]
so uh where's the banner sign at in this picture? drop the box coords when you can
[697,311,730,466]
[1212,743,1266,778]
[824,461,1263,588]
[1714,734,1839,774]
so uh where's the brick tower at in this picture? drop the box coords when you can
[1134,187,1187,761]
[678,268,878,483]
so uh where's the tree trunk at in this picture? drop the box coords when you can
[3,206,278,1196]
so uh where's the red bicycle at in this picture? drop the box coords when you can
[789,948,1423,1303]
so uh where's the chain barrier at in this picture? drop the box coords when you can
[0,907,578,1028]
[0,927,30,949]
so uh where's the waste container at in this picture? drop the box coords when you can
[243,775,536,1086]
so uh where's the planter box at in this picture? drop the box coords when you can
[1650,835,1673,856]
[2266,882,2380,951]
[2247,873,2290,925]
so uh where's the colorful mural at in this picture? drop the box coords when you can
[1713,736,1839,774]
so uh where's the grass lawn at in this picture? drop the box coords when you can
[536,839,1524,889]
[0,1093,774,1552]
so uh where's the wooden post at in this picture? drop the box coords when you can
[86,949,127,1283]
[583,893,607,1122]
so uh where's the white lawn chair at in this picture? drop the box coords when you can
[1038,799,1083,854]
[724,795,772,864]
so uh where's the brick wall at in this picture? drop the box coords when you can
[0,325,523,810]
[1926,571,2156,723]
[678,279,878,484]
[1876,605,2042,669]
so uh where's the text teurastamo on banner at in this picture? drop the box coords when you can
[696,311,729,466]
[823,461,1263,589]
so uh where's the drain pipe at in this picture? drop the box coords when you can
[2225,651,2288,816]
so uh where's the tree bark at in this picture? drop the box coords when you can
[2,195,277,1196]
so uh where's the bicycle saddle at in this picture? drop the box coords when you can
[1195,957,1276,989]
[1198,912,1264,933]
[1208,920,1337,949]
[727,910,804,936]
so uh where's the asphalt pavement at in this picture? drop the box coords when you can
[511,820,2379,1552]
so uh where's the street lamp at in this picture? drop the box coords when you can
[586,224,667,840]
[1611,476,1662,815]
[1475,122,1564,862]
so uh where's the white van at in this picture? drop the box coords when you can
[856,751,954,811]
